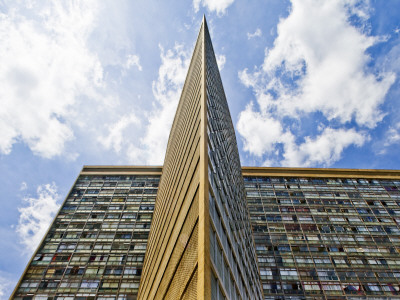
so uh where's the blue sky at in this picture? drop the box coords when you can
[1,0,400,297]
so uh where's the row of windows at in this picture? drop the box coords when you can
[16,294,136,300]
[261,281,400,295]
[62,205,154,211]
[19,279,139,290]
[251,223,400,237]
[65,196,155,203]
[259,267,400,281]
[256,235,399,244]
[17,174,400,299]
[15,176,157,299]
[24,265,141,278]
[251,214,400,224]
[249,176,400,298]
[77,181,158,187]
[244,176,400,187]
[248,197,400,208]
[246,190,400,199]
[206,57,262,299]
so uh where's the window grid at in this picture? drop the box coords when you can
[14,175,159,300]
[14,174,400,299]
[247,176,400,298]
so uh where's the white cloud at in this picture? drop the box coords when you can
[0,1,109,158]
[123,44,190,164]
[381,41,400,74]
[140,44,190,164]
[216,54,226,70]
[282,127,367,167]
[383,122,400,148]
[237,0,395,167]
[16,183,60,253]
[20,182,27,191]
[238,103,367,166]
[124,54,142,71]
[237,103,291,157]
[257,0,395,127]
[99,113,141,153]
[96,42,191,165]
[0,274,14,299]
[387,127,400,145]
[247,28,262,39]
[193,0,234,16]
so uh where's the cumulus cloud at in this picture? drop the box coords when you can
[216,54,226,70]
[16,183,61,253]
[282,127,367,167]
[386,125,400,145]
[124,54,142,71]
[380,41,400,76]
[237,103,290,157]
[97,42,193,165]
[256,0,394,127]
[193,0,234,16]
[0,274,14,299]
[0,1,109,158]
[20,181,27,191]
[139,44,190,164]
[238,104,367,167]
[382,122,400,150]
[237,0,395,167]
[99,113,141,153]
[0,1,142,160]
[247,28,262,39]
[123,44,190,164]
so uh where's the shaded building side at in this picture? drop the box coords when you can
[204,19,262,300]
[244,167,400,299]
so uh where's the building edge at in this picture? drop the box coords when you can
[10,165,163,299]
[80,165,400,179]
[242,167,400,179]
[10,168,84,299]
[198,14,211,300]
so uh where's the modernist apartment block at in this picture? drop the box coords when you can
[243,167,400,299]
[12,167,400,299]
[12,18,400,300]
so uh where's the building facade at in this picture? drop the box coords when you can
[11,18,400,300]
[12,167,400,299]
[243,167,400,299]
[12,167,162,300]
[138,17,262,299]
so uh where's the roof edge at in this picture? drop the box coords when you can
[241,166,400,179]
[80,165,400,179]
[81,165,163,175]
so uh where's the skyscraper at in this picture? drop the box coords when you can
[11,18,400,300]
[137,17,262,300]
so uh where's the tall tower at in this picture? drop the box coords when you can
[138,17,263,300]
